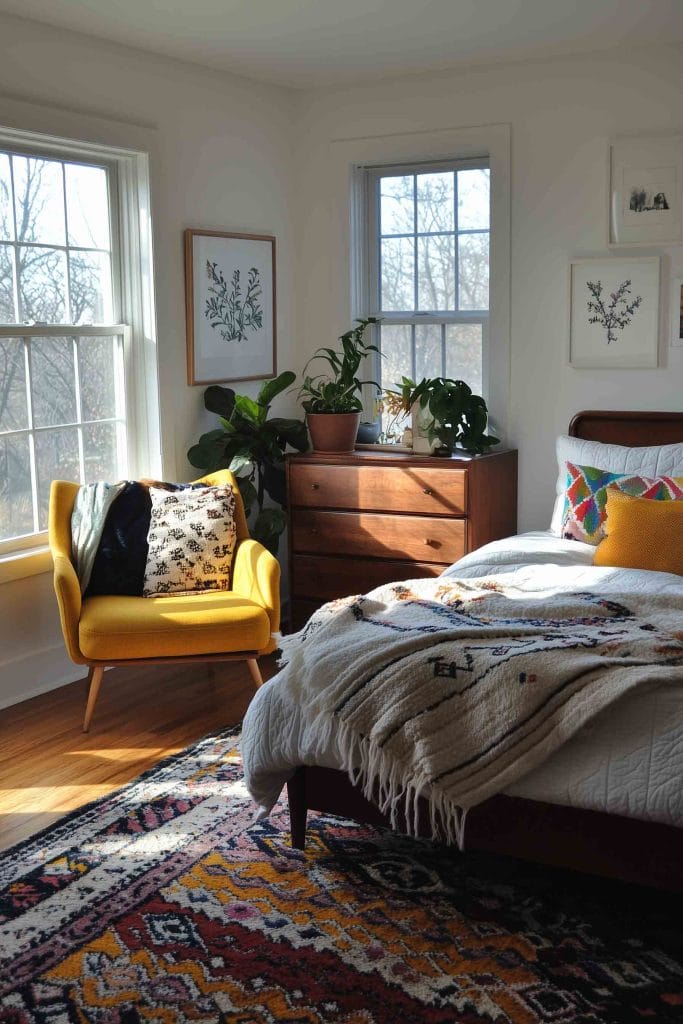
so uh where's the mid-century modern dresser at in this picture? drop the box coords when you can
[286,448,517,631]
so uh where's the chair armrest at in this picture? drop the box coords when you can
[52,551,85,664]
[232,539,281,635]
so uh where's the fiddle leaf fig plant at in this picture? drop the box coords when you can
[187,371,308,555]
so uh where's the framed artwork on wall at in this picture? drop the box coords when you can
[608,136,683,246]
[185,229,276,385]
[672,278,683,349]
[569,256,660,368]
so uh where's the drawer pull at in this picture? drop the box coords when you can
[424,538,435,546]
[311,483,319,490]
[423,487,433,495]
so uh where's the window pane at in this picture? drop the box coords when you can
[418,236,454,310]
[415,323,442,381]
[458,233,489,310]
[0,154,13,241]
[83,421,119,481]
[381,236,414,311]
[65,163,110,249]
[0,433,33,541]
[18,246,68,322]
[31,336,77,427]
[417,172,454,233]
[35,426,79,528]
[69,250,113,323]
[78,335,118,421]
[13,156,66,246]
[380,175,413,236]
[0,243,16,322]
[380,324,412,392]
[445,323,483,394]
[379,324,412,442]
[458,169,490,230]
[0,338,28,431]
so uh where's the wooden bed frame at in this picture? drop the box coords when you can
[286,410,683,891]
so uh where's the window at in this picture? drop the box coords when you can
[363,158,490,439]
[0,143,139,552]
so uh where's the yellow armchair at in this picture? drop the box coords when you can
[48,470,280,731]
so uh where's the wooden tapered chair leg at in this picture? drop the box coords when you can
[83,666,105,732]
[246,658,263,688]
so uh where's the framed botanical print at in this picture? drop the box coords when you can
[672,278,683,349]
[185,229,276,385]
[569,256,660,368]
[608,136,683,246]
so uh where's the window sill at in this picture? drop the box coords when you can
[0,545,53,585]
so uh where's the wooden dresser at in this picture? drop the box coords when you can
[287,448,517,631]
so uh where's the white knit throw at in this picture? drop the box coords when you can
[278,576,683,848]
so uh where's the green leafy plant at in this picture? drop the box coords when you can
[299,317,381,413]
[204,261,263,342]
[387,376,499,455]
[187,372,308,554]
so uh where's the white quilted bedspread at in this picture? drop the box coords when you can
[242,533,683,828]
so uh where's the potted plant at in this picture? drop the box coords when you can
[386,376,499,456]
[300,317,381,453]
[187,372,308,554]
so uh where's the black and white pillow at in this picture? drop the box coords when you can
[143,485,237,597]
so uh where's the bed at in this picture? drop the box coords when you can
[242,411,683,890]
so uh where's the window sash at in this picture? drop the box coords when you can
[366,156,490,320]
[0,145,120,326]
[0,323,130,552]
[362,157,490,415]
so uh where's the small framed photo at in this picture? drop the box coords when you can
[185,229,276,385]
[672,278,683,349]
[569,257,660,369]
[608,136,683,246]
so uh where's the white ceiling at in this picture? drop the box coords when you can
[1,0,682,89]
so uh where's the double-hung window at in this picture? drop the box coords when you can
[363,158,490,439]
[0,146,132,551]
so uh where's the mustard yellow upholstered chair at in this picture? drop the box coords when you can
[48,470,279,731]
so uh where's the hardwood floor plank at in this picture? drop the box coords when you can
[0,656,277,851]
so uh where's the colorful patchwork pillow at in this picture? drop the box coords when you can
[143,485,237,597]
[561,463,683,544]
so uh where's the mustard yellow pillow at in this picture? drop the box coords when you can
[594,489,683,575]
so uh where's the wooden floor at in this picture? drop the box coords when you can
[0,656,278,852]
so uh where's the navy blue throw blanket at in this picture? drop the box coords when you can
[85,481,197,598]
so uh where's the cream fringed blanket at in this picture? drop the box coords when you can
[276,576,683,847]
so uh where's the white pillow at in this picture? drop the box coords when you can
[143,484,237,597]
[549,434,683,535]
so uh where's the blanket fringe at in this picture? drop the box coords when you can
[336,719,468,852]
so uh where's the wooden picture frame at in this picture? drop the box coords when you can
[185,229,276,385]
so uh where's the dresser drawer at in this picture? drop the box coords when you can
[292,554,444,601]
[291,510,465,564]
[289,463,467,516]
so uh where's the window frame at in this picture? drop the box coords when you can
[0,124,160,567]
[361,155,491,412]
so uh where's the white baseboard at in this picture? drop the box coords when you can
[0,643,84,711]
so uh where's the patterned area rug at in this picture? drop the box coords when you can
[1,730,681,1024]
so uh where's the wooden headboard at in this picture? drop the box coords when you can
[569,410,683,447]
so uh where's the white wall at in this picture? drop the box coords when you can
[0,14,300,707]
[293,44,683,531]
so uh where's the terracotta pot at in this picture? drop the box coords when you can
[306,411,362,453]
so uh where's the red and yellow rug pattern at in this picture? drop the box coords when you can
[0,730,681,1022]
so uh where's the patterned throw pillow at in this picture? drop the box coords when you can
[143,485,237,597]
[561,463,683,544]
